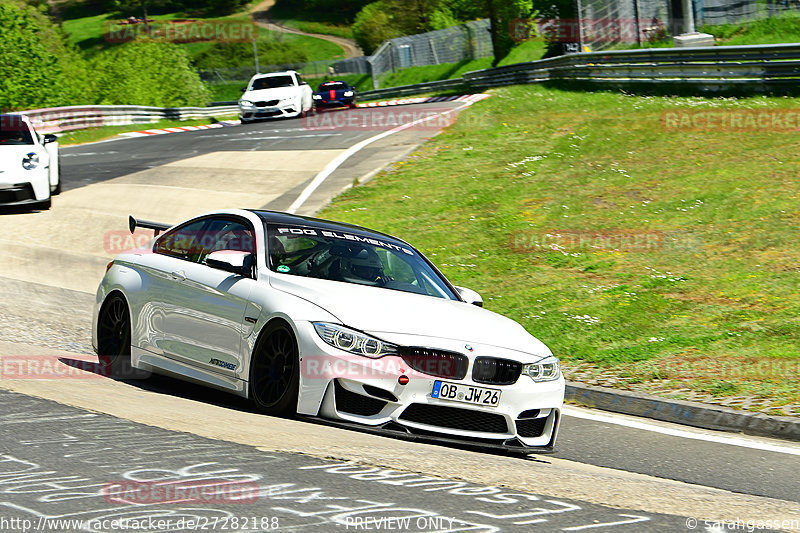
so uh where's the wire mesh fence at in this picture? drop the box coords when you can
[367,20,493,88]
[573,0,670,51]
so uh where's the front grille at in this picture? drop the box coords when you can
[472,357,522,385]
[399,403,508,434]
[255,100,279,107]
[0,183,35,204]
[400,347,468,380]
[334,380,387,416]
[516,417,547,438]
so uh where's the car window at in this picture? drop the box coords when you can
[0,116,34,145]
[154,217,254,264]
[251,76,294,90]
[197,218,254,264]
[318,82,346,91]
[266,224,457,300]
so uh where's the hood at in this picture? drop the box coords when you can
[315,88,351,99]
[242,86,300,102]
[269,274,551,357]
[0,145,42,173]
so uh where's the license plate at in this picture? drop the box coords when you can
[431,381,501,407]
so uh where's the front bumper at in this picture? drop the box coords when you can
[0,180,48,205]
[239,101,301,119]
[293,321,564,451]
[314,98,355,108]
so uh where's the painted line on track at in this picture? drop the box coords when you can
[563,405,800,456]
[286,97,489,214]
[356,94,490,108]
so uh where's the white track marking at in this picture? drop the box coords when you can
[286,102,475,214]
[563,406,800,456]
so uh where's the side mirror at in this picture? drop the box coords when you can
[455,286,483,307]
[43,134,58,144]
[206,251,254,277]
[241,87,247,92]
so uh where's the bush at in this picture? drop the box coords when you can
[0,0,92,111]
[92,40,209,106]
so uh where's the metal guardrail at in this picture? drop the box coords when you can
[360,79,467,100]
[15,104,239,134]
[16,44,800,132]
[360,43,800,100]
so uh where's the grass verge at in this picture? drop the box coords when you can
[376,40,548,89]
[319,85,800,415]
[56,116,237,145]
[268,1,355,39]
[61,10,345,62]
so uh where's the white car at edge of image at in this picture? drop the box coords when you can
[238,71,313,122]
[93,210,565,453]
[0,114,60,209]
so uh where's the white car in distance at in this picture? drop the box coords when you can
[0,114,60,209]
[239,71,313,122]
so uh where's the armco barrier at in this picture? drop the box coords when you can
[359,42,800,100]
[13,104,239,134]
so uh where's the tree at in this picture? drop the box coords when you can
[531,0,576,58]
[352,1,403,54]
[486,0,533,66]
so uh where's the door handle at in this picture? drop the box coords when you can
[170,270,186,281]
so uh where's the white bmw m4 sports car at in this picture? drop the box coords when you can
[93,210,564,453]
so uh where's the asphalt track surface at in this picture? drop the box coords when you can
[0,389,695,533]
[0,105,798,532]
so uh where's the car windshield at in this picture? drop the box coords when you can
[266,224,458,300]
[318,82,347,91]
[0,116,34,145]
[251,76,294,90]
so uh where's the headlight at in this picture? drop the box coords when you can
[239,100,254,107]
[22,152,39,170]
[312,94,322,100]
[522,356,560,382]
[313,322,398,358]
[343,91,354,97]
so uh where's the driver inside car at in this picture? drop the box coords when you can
[337,247,386,285]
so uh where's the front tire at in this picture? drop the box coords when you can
[249,321,299,416]
[97,294,135,379]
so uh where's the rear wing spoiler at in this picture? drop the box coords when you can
[129,215,171,236]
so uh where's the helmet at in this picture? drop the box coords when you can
[340,247,384,283]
